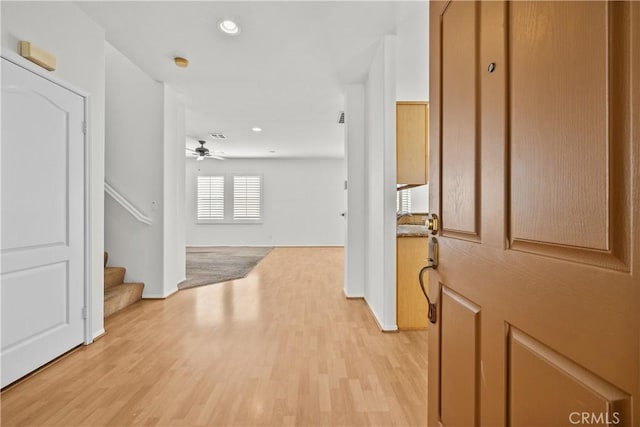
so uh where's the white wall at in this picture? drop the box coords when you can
[381,37,399,331]
[1,1,106,339]
[104,43,165,298]
[186,158,345,247]
[363,36,398,331]
[343,6,428,328]
[105,45,186,298]
[162,85,186,296]
[344,84,366,298]
[396,3,429,101]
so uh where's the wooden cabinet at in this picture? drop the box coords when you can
[396,237,428,329]
[396,102,429,185]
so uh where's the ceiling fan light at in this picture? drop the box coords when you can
[196,155,204,161]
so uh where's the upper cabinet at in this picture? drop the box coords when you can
[397,102,429,185]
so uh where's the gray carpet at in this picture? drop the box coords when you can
[178,246,273,290]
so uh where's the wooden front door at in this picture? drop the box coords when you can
[428,1,639,425]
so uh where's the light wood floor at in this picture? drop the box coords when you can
[1,247,428,426]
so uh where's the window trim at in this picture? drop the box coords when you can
[195,173,264,224]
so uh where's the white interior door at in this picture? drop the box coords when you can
[1,58,86,387]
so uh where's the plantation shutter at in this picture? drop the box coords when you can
[397,189,412,213]
[233,176,261,219]
[197,176,224,220]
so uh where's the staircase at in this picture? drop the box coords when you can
[104,252,144,317]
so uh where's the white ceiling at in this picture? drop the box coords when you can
[77,1,428,159]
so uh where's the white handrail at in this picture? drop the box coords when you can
[104,182,152,225]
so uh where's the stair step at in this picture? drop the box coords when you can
[104,282,144,318]
[104,266,126,289]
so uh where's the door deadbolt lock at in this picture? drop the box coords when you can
[427,236,439,269]
[426,213,439,235]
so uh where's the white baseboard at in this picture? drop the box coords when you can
[343,290,364,299]
[92,328,106,341]
[142,288,178,299]
[363,299,398,332]
[186,244,345,248]
[381,323,398,332]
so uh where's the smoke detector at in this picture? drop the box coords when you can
[174,57,189,68]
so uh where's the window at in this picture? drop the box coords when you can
[397,188,412,213]
[197,176,224,220]
[233,175,262,220]
[197,174,262,223]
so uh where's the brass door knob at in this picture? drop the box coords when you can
[426,213,439,235]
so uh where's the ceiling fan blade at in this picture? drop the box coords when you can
[186,142,223,159]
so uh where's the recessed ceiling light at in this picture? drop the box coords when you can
[252,127,262,132]
[219,19,240,35]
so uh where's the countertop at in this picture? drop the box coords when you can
[396,224,430,237]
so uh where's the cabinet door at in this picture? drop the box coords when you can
[397,237,428,330]
[397,102,428,185]
[429,1,639,425]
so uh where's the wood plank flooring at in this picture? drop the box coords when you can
[1,247,428,426]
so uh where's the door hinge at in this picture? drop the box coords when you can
[82,306,88,319]
[82,121,87,134]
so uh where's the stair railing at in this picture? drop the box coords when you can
[104,181,152,225]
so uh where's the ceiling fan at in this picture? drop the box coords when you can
[186,140,225,161]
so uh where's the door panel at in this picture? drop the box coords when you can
[2,262,70,346]
[1,58,85,387]
[1,87,68,251]
[441,1,480,240]
[429,1,639,425]
[508,326,631,427]
[440,286,480,426]
[509,1,632,270]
